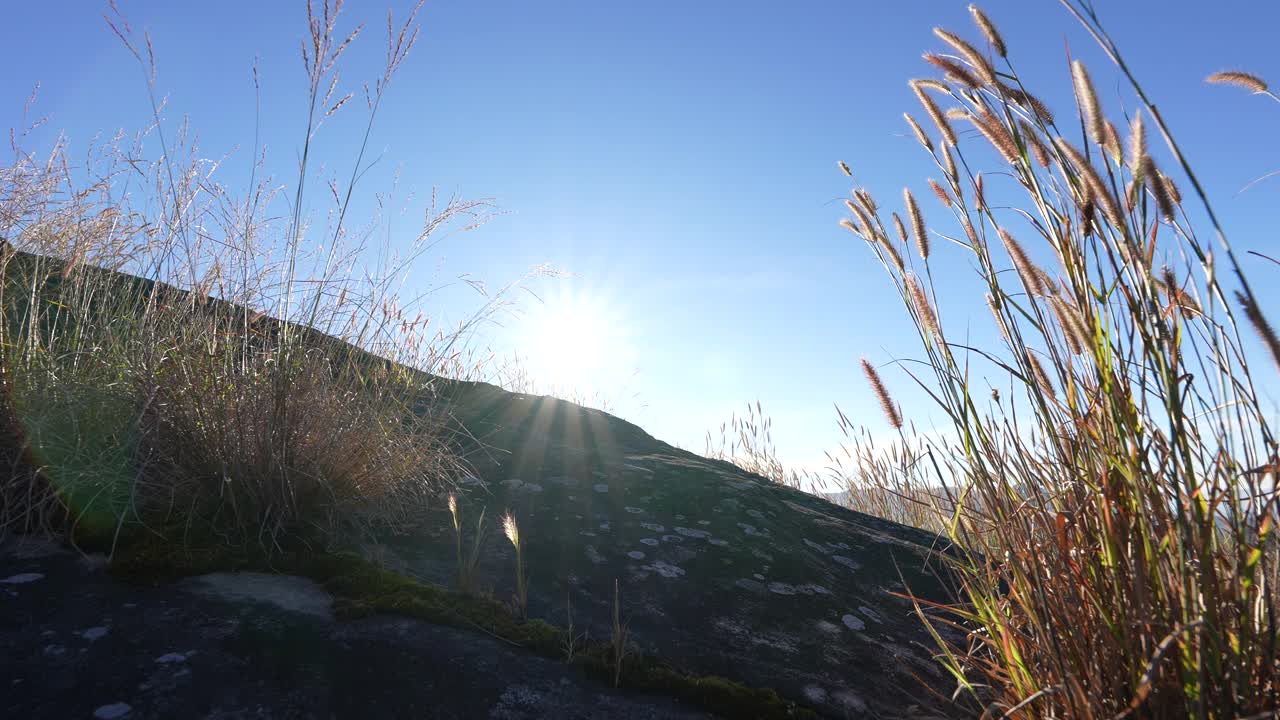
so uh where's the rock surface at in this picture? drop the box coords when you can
[365,383,959,717]
[0,536,714,719]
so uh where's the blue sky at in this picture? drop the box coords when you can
[5,0,1280,467]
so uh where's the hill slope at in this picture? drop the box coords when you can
[1,252,959,717]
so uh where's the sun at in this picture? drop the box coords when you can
[520,284,628,394]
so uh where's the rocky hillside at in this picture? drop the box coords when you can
[1,253,959,717]
[421,382,958,716]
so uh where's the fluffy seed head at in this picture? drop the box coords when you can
[967,5,1006,58]
[1161,171,1182,205]
[904,113,935,152]
[1025,349,1056,398]
[1129,110,1147,181]
[1071,60,1105,144]
[999,83,1055,125]
[961,214,979,247]
[999,228,1045,295]
[922,53,982,89]
[861,358,903,430]
[1145,158,1177,220]
[912,78,950,93]
[928,178,952,208]
[1207,71,1269,94]
[892,212,908,244]
[970,110,1021,165]
[1021,122,1051,167]
[1102,121,1123,165]
[1050,296,1089,355]
[933,27,996,85]
[875,233,906,273]
[844,198,875,235]
[1080,183,1098,236]
[503,512,520,547]
[942,145,958,181]
[907,274,941,337]
[1055,138,1124,228]
[904,188,930,259]
[911,81,957,146]
[1157,267,1202,317]
[1237,290,1280,374]
[855,188,879,213]
[838,160,853,177]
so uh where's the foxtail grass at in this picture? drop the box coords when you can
[834,4,1280,716]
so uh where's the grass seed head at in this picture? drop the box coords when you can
[923,53,982,89]
[904,112,935,152]
[933,27,996,85]
[860,358,903,430]
[904,188,930,259]
[907,273,941,337]
[967,5,1006,58]
[1071,60,1105,145]
[1207,71,1269,94]
[911,80,957,146]
[999,228,1045,295]
[503,511,520,547]
[1129,111,1147,181]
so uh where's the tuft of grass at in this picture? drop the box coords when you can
[703,399,819,491]
[447,493,487,595]
[833,4,1280,716]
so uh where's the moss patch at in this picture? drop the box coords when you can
[95,533,818,720]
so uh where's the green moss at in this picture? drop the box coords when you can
[97,534,819,719]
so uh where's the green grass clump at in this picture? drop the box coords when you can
[833,4,1280,717]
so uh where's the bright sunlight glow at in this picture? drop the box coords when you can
[519,284,631,397]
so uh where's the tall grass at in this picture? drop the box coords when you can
[837,4,1279,716]
[0,2,507,550]
[704,400,817,491]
